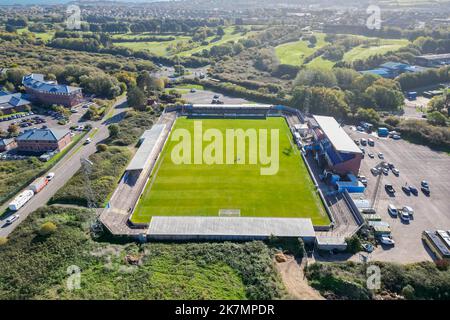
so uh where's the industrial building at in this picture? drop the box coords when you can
[415,53,450,67]
[308,115,363,176]
[360,61,426,78]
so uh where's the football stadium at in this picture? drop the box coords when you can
[130,108,329,226]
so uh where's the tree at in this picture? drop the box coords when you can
[217,26,225,37]
[427,111,447,126]
[354,108,380,124]
[7,124,19,136]
[401,285,415,299]
[127,86,146,111]
[38,222,57,236]
[345,235,362,254]
[295,68,337,88]
[96,144,108,152]
[108,124,120,138]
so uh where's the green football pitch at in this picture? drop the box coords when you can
[132,117,329,225]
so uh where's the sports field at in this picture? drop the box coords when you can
[132,117,329,225]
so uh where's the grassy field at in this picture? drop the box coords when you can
[133,117,328,225]
[274,33,329,66]
[115,35,191,56]
[0,206,284,300]
[343,38,409,62]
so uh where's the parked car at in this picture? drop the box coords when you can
[360,138,367,146]
[392,134,401,140]
[385,184,395,194]
[409,185,418,196]
[371,167,379,175]
[402,185,411,195]
[362,243,374,253]
[382,167,389,175]
[402,206,414,217]
[388,204,398,217]
[388,163,395,169]
[392,168,400,176]
[421,186,430,195]
[368,152,374,158]
[84,138,92,145]
[359,176,368,186]
[421,181,429,188]
[378,152,384,159]
[356,126,364,132]
[5,214,20,225]
[190,88,196,93]
[379,235,395,246]
[368,138,375,146]
[399,210,410,222]
[354,139,360,145]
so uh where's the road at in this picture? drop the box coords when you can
[0,97,128,238]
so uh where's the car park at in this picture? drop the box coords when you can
[388,204,398,217]
[385,184,395,194]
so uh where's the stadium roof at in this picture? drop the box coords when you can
[126,124,166,171]
[191,104,271,109]
[416,53,450,60]
[147,216,316,239]
[313,115,362,154]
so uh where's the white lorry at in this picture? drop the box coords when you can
[8,190,34,211]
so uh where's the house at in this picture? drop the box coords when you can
[308,115,363,176]
[22,74,83,107]
[0,92,31,115]
[16,128,72,153]
[415,53,450,67]
[0,138,17,152]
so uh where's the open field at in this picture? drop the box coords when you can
[132,117,329,225]
[114,35,191,56]
[274,33,329,66]
[343,38,409,62]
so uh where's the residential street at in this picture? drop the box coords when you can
[0,97,128,238]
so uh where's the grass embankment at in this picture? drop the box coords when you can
[343,38,409,62]
[0,206,285,300]
[49,147,131,207]
[133,117,329,225]
[307,261,450,300]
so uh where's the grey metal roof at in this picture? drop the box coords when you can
[16,128,69,142]
[192,104,271,109]
[0,138,15,146]
[147,216,316,238]
[22,74,81,94]
[0,93,30,110]
[126,124,166,171]
[417,53,450,60]
[313,115,362,154]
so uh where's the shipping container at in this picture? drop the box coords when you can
[8,190,34,211]
[28,177,48,193]
[378,127,389,137]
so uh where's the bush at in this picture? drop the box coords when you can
[39,222,57,236]
[346,235,362,254]
[0,237,7,246]
[401,284,416,299]
[435,259,449,271]
[96,144,108,152]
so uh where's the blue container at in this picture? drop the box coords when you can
[378,127,389,137]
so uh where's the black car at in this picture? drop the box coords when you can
[402,185,411,195]
[421,186,430,195]
[385,184,395,194]
[409,185,418,196]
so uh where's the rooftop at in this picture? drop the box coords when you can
[17,128,70,142]
[417,53,450,60]
[22,73,81,94]
[147,216,316,238]
[0,92,30,110]
[126,124,166,171]
[313,115,362,154]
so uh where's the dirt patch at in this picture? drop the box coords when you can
[275,255,324,300]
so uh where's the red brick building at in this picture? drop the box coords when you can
[22,74,83,107]
[0,138,16,152]
[16,128,72,153]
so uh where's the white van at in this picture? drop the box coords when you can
[388,204,398,217]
